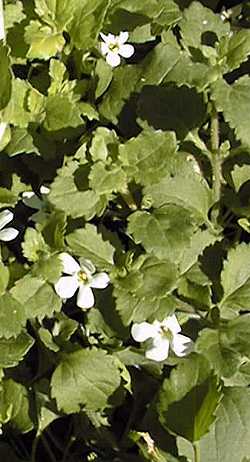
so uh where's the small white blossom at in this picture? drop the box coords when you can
[100,31,134,67]
[22,186,50,223]
[54,253,110,309]
[131,314,193,362]
[0,209,19,242]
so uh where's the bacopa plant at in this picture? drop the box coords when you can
[0,0,250,461]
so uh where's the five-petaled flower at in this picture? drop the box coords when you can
[131,314,193,362]
[0,209,19,242]
[100,31,134,67]
[54,252,110,309]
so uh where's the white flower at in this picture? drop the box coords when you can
[54,253,110,309]
[100,31,134,67]
[0,209,19,242]
[131,314,193,362]
[22,186,50,223]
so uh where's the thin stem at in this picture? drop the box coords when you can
[31,437,39,462]
[193,441,201,462]
[41,433,57,462]
[210,109,221,223]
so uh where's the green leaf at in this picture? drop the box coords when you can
[3,78,31,127]
[211,76,250,147]
[66,224,114,269]
[158,354,222,442]
[200,388,250,462]
[44,95,83,130]
[0,43,12,111]
[89,127,118,162]
[4,1,26,30]
[49,175,105,219]
[196,328,240,378]
[6,128,40,156]
[0,294,26,339]
[180,1,229,50]
[11,275,62,321]
[219,243,250,318]
[89,162,126,195]
[0,187,18,207]
[119,129,177,186]
[231,164,250,192]
[164,53,212,91]
[137,43,181,87]
[68,0,111,51]
[51,349,121,413]
[95,59,113,99]
[0,379,33,433]
[22,228,49,263]
[34,0,73,31]
[144,166,212,223]
[138,85,207,139]
[25,20,65,59]
[0,262,9,296]
[32,255,63,284]
[0,332,34,368]
[42,210,66,250]
[128,205,195,264]
[99,65,141,123]
[226,29,250,72]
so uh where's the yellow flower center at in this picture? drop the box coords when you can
[109,42,119,52]
[78,270,88,284]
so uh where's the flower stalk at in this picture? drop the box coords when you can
[210,108,221,224]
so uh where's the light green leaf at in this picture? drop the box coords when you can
[0,43,12,111]
[179,229,218,276]
[164,54,212,91]
[119,129,177,186]
[0,332,34,368]
[34,0,73,31]
[32,255,63,284]
[158,354,222,442]
[0,379,33,433]
[22,228,49,263]
[44,95,82,130]
[219,243,250,318]
[25,20,65,60]
[42,210,66,250]
[3,79,31,127]
[200,388,250,462]
[89,127,118,162]
[0,187,18,207]
[11,275,61,321]
[0,294,26,339]
[211,76,250,147]
[0,262,9,296]
[226,29,250,71]
[4,1,25,30]
[89,162,126,194]
[66,224,114,269]
[137,43,181,87]
[128,205,195,263]
[231,164,250,192]
[51,349,121,413]
[180,1,229,50]
[6,128,40,156]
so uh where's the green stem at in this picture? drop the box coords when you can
[41,434,57,462]
[210,109,221,223]
[193,441,201,462]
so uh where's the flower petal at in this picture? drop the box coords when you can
[118,31,129,44]
[59,253,80,275]
[100,42,109,56]
[100,32,115,44]
[79,259,95,277]
[146,336,170,362]
[91,272,110,289]
[40,185,50,195]
[0,227,19,241]
[54,275,78,299]
[162,314,181,335]
[119,44,134,58]
[77,285,95,309]
[106,51,121,67]
[0,209,14,230]
[131,322,158,342]
[171,334,193,357]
